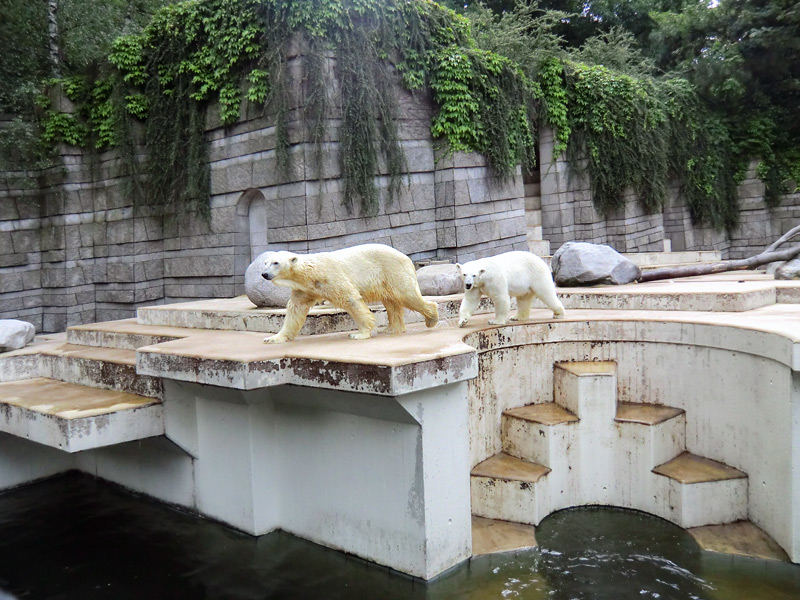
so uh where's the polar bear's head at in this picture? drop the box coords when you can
[457,262,486,291]
[261,251,299,282]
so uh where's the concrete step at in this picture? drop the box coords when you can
[623,251,722,267]
[471,516,537,556]
[38,343,162,398]
[470,452,550,526]
[652,452,748,528]
[0,335,67,383]
[615,402,686,468]
[501,402,578,467]
[0,377,163,452]
[554,361,617,424]
[67,318,187,350]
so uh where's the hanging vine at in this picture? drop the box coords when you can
[35,0,763,229]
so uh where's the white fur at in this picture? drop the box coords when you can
[457,251,565,327]
[262,244,439,343]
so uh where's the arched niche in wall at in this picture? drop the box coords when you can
[233,188,270,293]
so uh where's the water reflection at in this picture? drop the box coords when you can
[0,474,798,599]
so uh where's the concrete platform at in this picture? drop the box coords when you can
[471,516,537,556]
[0,378,163,452]
[688,520,791,561]
[1,270,799,578]
[136,273,800,337]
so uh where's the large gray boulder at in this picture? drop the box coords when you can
[552,241,641,286]
[0,319,35,352]
[775,257,800,280]
[244,251,293,308]
[416,263,463,296]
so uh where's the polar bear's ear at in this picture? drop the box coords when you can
[479,268,486,275]
[290,256,298,264]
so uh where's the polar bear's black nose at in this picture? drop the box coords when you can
[262,273,271,280]
[465,283,472,290]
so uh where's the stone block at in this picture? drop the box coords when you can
[226,161,254,192]
[106,220,134,245]
[435,181,454,208]
[0,273,23,293]
[96,288,136,303]
[40,226,65,251]
[65,266,86,287]
[0,198,19,220]
[391,228,437,256]
[164,255,234,278]
[307,221,346,240]
[11,229,38,253]
[135,285,164,303]
[15,197,41,219]
[437,226,457,248]
[106,262,134,283]
[41,267,66,288]
[0,253,26,269]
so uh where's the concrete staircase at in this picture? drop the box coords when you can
[0,321,174,452]
[471,360,748,529]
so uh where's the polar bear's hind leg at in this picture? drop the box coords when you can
[383,300,407,334]
[511,292,534,322]
[537,285,566,319]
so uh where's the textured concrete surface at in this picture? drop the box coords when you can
[471,516,537,556]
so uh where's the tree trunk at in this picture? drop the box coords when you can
[639,245,800,282]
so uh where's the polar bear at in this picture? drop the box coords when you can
[261,244,439,343]
[457,251,565,327]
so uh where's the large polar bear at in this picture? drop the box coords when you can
[457,251,565,327]
[261,244,439,343]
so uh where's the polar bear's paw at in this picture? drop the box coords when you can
[458,318,469,328]
[349,330,373,340]
[264,334,289,344]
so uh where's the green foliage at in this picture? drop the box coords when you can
[566,62,668,214]
[12,0,796,227]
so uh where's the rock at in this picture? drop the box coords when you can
[775,257,800,280]
[0,319,35,352]
[244,251,293,308]
[416,263,463,296]
[552,241,641,286]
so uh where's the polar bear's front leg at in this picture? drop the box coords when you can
[488,293,511,325]
[264,291,316,343]
[341,293,377,339]
[458,289,481,327]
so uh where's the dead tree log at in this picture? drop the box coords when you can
[765,224,800,253]
[639,244,800,282]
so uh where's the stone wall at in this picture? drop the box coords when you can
[539,127,799,258]
[0,44,527,332]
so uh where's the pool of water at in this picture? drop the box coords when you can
[0,473,798,599]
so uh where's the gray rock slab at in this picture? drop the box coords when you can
[552,241,642,286]
[775,257,800,280]
[0,320,35,352]
[244,251,293,308]
[416,264,463,296]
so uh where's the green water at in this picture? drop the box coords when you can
[0,473,797,599]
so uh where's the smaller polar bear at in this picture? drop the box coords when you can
[261,244,439,343]
[458,251,565,327]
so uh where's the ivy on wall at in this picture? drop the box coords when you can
[39,0,540,216]
[35,0,771,229]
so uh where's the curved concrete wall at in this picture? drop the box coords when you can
[466,320,798,560]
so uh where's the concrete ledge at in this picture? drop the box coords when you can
[0,377,163,452]
[137,329,478,395]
